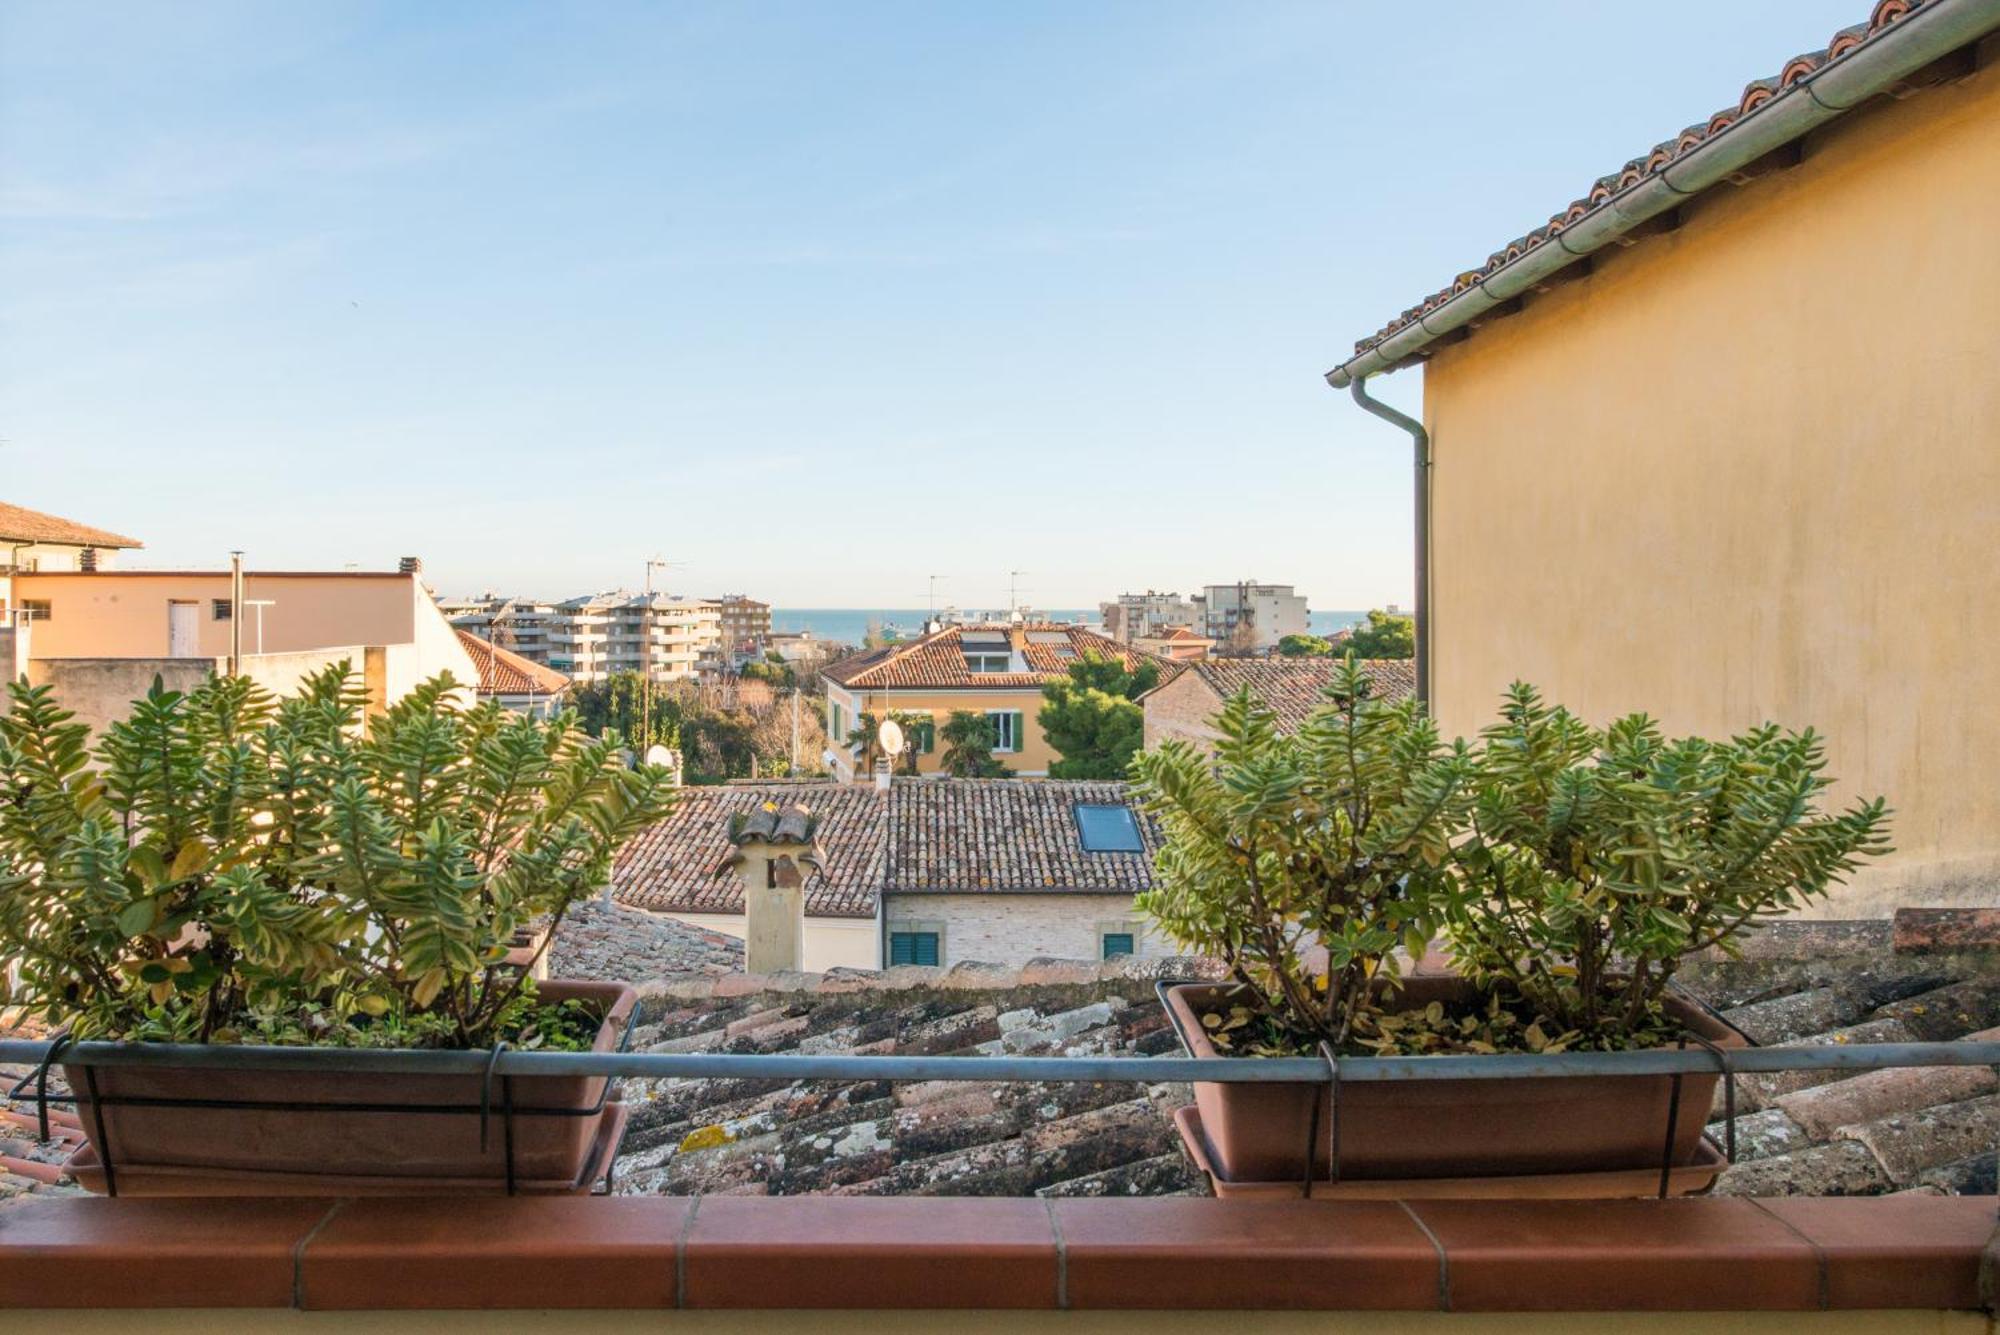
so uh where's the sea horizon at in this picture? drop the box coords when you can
[768,607,1376,645]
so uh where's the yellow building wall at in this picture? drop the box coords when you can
[831,685,1058,777]
[1419,61,2000,914]
[14,572,420,659]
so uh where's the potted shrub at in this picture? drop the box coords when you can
[1134,660,1889,1192]
[0,665,674,1194]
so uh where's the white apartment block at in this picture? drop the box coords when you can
[1200,581,1310,653]
[1099,590,1202,643]
[446,591,722,684]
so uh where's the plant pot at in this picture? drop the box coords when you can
[1161,976,1745,1183]
[1172,1104,1726,1199]
[60,979,636,1193]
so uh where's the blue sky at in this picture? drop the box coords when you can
[2,1,1867,608]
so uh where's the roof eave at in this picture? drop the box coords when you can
[1325,0,2000,389]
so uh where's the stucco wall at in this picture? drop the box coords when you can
[1140,671,1225,754]
[827,684,1058,779]
[12,572,419,660]
[24,658,218,734]
[883,894,1159,969]
[1418,61,2000,914]
[662,911,880,972]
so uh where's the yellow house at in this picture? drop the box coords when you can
[1324,0,2000,913]
[0,500,143,620]
[821,622,1167,780]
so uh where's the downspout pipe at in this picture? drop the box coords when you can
[1347,377,1430,710]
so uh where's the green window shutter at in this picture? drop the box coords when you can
[891,932,939,966]
[1010,711,1024,753]
[1102,933,1135,960]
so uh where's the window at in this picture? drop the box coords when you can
[889,931,939,967]
[18,599,50,622]
[830,702,846,741]
[212,599,232,621]
[1101,932,1135,960]
[912,718,935,754]
[963,653,1011,673]
[985,710,1023,754]
[1075,803,1143,852]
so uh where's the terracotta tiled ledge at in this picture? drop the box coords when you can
[1,1195,1995,1312]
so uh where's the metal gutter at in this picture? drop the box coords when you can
[8,1035,2000,1084]
[1324,0,2000,389]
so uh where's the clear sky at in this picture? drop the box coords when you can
[2,1,1868,608]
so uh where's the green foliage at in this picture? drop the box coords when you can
[1278,634,1333,658]
[0,665,674,1047]
[847,710,926,776]
[1440,684,1892,1047]
[1038,651,1161,780]
[940,711,1009,778]
[1133,664,1892,1054]
[567,671,681,749]
[1340,609,1416,660]
[1130,659,1470,1048]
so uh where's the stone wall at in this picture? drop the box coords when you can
[1140,671,1222,755]
[883,894,1162,969]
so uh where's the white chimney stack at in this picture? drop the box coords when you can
[723,801,817,974]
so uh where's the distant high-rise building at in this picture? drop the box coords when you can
[1100,590,1202,644]
[1199,581,1309,654]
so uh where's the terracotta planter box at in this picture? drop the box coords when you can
[1162,976,1744,1184]
[62,979,635,1193]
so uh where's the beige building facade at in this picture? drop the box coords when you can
[1327,12,2000,913]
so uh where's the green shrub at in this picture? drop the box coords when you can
[0,664,673,1047]
[1440,684,1891,1049]
[1130,657,1471,1051]
[1133,664,1891,1054]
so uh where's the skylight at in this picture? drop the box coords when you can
[1074,803,1143,853]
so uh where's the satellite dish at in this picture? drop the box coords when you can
[879,718,905,757]
[643,744,675,769]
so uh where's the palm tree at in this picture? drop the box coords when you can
[941,710,1009,778]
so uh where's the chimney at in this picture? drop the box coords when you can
[873,757,892,792]
[398,556,422,575]
[1007,622,1028,654]
[724,801,817,974]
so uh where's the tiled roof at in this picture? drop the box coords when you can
[0,501,142,550]
[612,959,1218,1198]
[1183,658,1417,733]
[454,629,571,698]
[614,779,1159,917]
[823,623,1171,691]
[546,899,744,981]
[615,782,886,919]
[1686,919,2000,1198]
[1348,0,1940,366]
[886,780,1158,894]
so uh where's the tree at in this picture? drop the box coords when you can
[1279,634,1333,658]
[1037,652,1158,780]
[848,710,925,776]
[1342,609,1416,660]
[568,671,681,749]
[940,710,1010,777]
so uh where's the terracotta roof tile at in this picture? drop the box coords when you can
[824,624,1169,692]
[614,779,1160,917]
[455,630,571,698]
[0,502,142,551]
[615,782,886,919]
[1185,658,1416,733]
[885,780,1157,895]
[1349,0,1940,363]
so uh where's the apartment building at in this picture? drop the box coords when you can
[1098,590,1201,643]
[713,594,773,666]
[543,590,722,684]
[1200,580,1310,653]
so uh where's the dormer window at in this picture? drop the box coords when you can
[964,653,1012,673]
